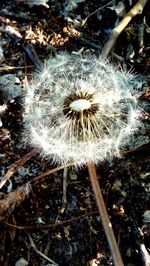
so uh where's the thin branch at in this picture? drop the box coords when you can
[88,162,125,266]
[102,0,148,57]
[4,211,98,230]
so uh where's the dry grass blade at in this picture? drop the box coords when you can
[30,163,74,184]
[122,143,150,158]
[28,233,59,266]
[88,162,125,266]
[0,164,72,221]
[102,0,148,57]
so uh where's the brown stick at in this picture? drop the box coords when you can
[88,162,124,266]
[0,149,36,189]
[102,0,148,58]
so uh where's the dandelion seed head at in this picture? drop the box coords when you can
[24,52,141,165]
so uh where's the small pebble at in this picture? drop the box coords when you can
[15,257,28,266]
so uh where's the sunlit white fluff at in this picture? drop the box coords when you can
[24,52,140,165]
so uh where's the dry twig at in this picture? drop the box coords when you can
[102,0,148,57]
[0,149,36,189]
[59,167,68,213]
[4,211,98,230]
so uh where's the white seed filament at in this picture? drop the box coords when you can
[70,99,91,112]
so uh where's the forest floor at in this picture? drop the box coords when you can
[0,1,150,266]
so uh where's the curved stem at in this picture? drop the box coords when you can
[88,162,124,266]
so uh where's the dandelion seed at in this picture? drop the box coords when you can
[24,52,140,166]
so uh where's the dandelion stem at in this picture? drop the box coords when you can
[88,162,124,266]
